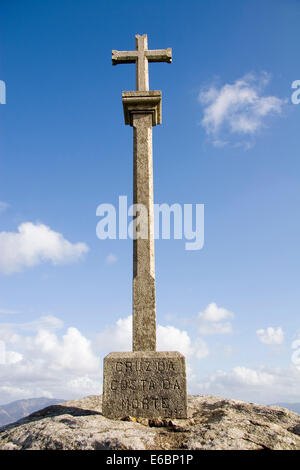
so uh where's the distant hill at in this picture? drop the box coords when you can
[0,397,65,426]
[270,403,300,415]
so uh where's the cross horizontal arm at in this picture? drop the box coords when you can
[145,48,172,63]
[112,50,138,65]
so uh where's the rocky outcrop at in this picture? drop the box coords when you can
[0,395,299,450]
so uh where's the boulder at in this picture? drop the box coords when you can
[0,395,299,450]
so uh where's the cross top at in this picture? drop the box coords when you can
[112,34,172,91]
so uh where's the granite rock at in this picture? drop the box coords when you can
[0,395,299,450]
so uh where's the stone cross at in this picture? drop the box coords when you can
[112,34,172,91]
[102,35,187,420]
[113,35,172,352]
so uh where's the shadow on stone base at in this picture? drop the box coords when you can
[102,351,187,419]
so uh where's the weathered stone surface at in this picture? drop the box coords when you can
[122,91,162,126]
[132,274,156,352]
[0,395,299,450]
[102,352,187,419]
[132,111,156,352]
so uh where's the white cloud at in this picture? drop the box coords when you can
[292,337,300,371]
[199,73,285,145]
[157,325,193,356]
[0,315,100,404]
[231,366,275,386]
[0,341,23,365]
[0,202,9,214]
[0,324,20,344]
[105,253,118,264]
[67,376,100,396]
[257,327,284,345]
[197,302,234,335]
[192,338,210,360]
[195,365,300,404]
[95,315,209,360]
[96,315,132,352]
[24,325,99,373]
[0,222,89,274]
[198,303,233,322]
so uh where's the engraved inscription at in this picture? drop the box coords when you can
[110,379,137,391]
[162,379,180,390]
[109,378,181,391]
[121,396,170,410]
[114,360,177,373]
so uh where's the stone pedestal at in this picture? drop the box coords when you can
[102,351,187,419]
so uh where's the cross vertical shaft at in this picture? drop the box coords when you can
[132,112,156,351]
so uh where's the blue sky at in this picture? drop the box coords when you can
[0,0,299,405]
